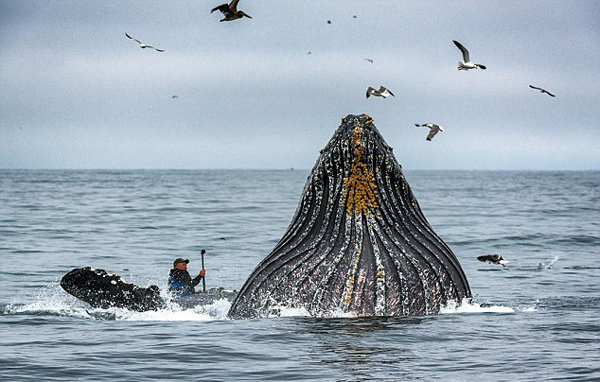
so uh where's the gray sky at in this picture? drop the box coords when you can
[1,0,599,170]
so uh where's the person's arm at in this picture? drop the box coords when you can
[190,269,205,287]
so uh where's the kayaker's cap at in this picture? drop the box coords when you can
[173,258,189,267]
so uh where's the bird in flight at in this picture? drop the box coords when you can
[529,85,556,97]
[453,40,486,70]
[366,86,394,99]
[477,254,509,267]
[211,0,252,22]
[415,123,444,141]
[125,33,165,52]
[364,58,374,63]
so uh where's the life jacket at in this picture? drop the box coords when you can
[168,269,195,296]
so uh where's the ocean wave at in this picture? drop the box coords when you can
[551,235,600,245]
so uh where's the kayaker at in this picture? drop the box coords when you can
[168,258,206,296]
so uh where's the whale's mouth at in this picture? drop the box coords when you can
[228,114,471,319]
[60,267,165,312]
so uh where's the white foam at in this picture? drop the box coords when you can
[440,299,515,314]
[4,282,234,322]
[325,308,359,319]
[103,301,229,322]
[10,284,539,321]
[538,255,560,270]
[273,305,311,318]
[93,298,233,322]
[521,306,538,312]
[5,300,91,319]
[4,282,91,318]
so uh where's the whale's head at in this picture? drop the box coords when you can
[228,114,471,319]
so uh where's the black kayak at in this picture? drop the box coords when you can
[61,267,237,312]
[176,288,238,309]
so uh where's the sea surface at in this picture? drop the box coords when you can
[1,169,599,381]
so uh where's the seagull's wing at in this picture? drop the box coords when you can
[366,87,375,98]
[229,0,240,12]
[453,40,470,62]
[529,85,543,91]
[125,33,142,45]
[240,11,252,19]
[379,86,394,97]
[414,124,422,127]
[154,48,165,52]
[544,90,556,97]
[426,129,438,141]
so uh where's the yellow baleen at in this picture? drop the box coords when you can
[342,120,378,216]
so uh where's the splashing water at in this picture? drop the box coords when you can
[538,255,560,270]
[440,299,515,314]
[2,283,232,322]
[4,284,532,321]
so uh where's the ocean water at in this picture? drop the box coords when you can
[1,169,599,381]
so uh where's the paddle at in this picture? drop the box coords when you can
[200,249,206,293]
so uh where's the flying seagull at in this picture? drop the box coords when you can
[477,254,508,267]
[211,0,252,22]
[453,40,486,70]
[366,86,394,99]
[125,33,165,52]
[529,85,555,97]
[364,58,374,63]
[415,123,444,141]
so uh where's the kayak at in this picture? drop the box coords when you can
[175,287,238,309]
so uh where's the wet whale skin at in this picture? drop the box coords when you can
[61,267,164,311]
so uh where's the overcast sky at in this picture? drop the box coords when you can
[1,1,599,170]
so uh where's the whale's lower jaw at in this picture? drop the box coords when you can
[228,114,471,319]
[61,267,165,311]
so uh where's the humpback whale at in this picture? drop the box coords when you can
[228,114,471,319]
[61,267,165,311]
